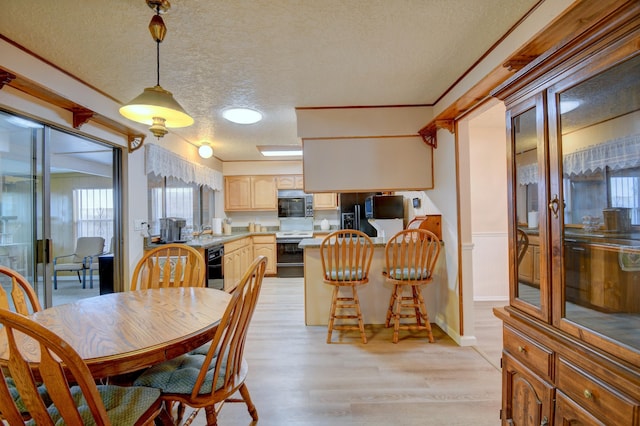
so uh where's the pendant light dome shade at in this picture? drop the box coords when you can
[119,1,193,139]
[119,85,194,128]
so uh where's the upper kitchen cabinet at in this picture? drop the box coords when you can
[313,193,338,210]
[225,176,277,211]
[493,3,640,424]
[276,175,304,190]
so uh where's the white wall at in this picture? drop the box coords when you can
[468,104,509,301]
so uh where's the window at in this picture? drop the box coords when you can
[148,174,215,236]
[610,167,640,225]
[73,188,114,251]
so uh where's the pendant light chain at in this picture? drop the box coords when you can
[155,5,161,87]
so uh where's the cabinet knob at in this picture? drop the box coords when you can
[518,345,526,353]
[583,389,593,400]
[540,416,549,426]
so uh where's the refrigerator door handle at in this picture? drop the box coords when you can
[354,205,360,230]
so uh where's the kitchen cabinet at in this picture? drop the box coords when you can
[223,237,253,291]
[276,175,303,189]
[224,176,277,211]
[492,3,640,424]
[313,193,337,210]
[252,234,276,275]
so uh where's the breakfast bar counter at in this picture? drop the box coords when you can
[300,237,445,326]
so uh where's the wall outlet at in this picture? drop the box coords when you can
[134,219,147,231]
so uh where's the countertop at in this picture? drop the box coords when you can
[521,227,640,248]
[146,226,341,250]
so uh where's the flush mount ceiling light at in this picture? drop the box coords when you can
[257,145,302,157]
[222,108,263,124]
[560,100,580,114]
[119,0,193,139]
[198,141,213,159]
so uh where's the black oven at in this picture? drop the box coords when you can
[276,238,304,277]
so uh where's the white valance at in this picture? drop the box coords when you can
[518,134,640,185]
[563,134,640,177]
[145,144,223,190]
[518,163,539,186]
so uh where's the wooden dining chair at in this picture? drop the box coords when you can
[516,228,529,266]
[0,308,164,425]
[133,256,268,426]
[0,266,42,315]
[383,228,441,343]
[320,229,374,344]
[131,243,205,290]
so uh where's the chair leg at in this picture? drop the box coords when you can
[81,270,86,289]
[239,383,259,421]
[385,285,399,328]
[90,268,94,289]
[204,404,219,426]
[327,286,339,343]
[415,286,435,343]
[392,285,403,344]
[54,270,58,290]
[352,286,367,344]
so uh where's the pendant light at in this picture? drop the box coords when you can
[119,0,193,138]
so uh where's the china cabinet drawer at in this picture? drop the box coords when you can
[555,391,606,425]
[504,326,553,380]
[557,357,639,425]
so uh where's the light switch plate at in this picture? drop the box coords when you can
[134,219,147,231]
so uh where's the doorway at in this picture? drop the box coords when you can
[0,110,121,308]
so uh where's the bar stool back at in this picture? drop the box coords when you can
[320,230,374,343]
[383,228,441,343]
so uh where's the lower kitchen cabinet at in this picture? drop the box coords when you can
[223,237,253,291]
[253,234,276,275]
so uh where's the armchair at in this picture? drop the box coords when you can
[53,236,105,289]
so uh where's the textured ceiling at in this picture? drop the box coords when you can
[0,0,538,161]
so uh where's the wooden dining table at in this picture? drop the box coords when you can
[0,287,231,379]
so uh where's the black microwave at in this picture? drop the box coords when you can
[277,191,314,218]
[365,195,404,219]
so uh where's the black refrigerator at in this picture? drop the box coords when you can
[338,192,379,237]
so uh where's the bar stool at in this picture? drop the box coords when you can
[383,228,441,343]
[320,229,374,343]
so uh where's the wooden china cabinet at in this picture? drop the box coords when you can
[492,3,640,425]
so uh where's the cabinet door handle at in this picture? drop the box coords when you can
[549,195,560,219]
[540,416,549,426]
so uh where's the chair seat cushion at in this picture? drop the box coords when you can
[385,267,431,280]
[6,378,51,414]
[134,353,248,395]
[25,385,160,426]
[327,267,365,281]
[53,263,84,271]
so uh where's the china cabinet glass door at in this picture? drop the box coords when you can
[509,94,550,321]
[549,52,640,352]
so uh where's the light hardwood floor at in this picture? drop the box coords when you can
[186,277,504,426]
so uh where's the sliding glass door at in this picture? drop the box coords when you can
[0,110,120,308]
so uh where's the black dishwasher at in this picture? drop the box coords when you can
[206,245,224,290]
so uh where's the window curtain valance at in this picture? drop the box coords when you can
[563,134,640,177]
[518,134,640,185]
[145,144,223,190]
